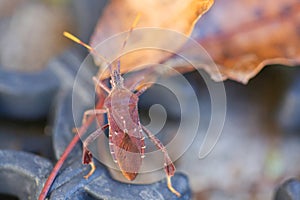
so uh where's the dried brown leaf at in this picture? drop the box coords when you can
[90,0,299,84]
[192,0,300,84]
[90,0,214,78]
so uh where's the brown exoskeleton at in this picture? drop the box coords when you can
[63,15,181,197]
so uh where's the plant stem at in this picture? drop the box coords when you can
[39,95,105,200]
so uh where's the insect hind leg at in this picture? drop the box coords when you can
[83,160,95,179]
[82,146,95,179]
[142,126,181,197]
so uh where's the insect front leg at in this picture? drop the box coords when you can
[142,126,181,197]
[128,71,155,95]
[134,83,154,96]
[82,124,109,179]
[127,75,145,91]
[74,108,106,134]
[82,109,107,125]
[93,76,111,94]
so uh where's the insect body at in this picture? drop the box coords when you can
[63,16,180,197]
[105,86,145,181]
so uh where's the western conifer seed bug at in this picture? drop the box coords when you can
[63,15,181,197]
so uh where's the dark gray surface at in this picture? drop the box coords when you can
[275,179,300,200]
[0,67,59,120]
[0,150,53,200]
[47,157,190,200]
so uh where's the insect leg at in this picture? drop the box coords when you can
[73,108,106,134]
[82,109,107,125]
[135,83,154,96]
[93,76,111,94]
[128,76,145,91]
[126,65,159,93]
[82,124,109,179]
[142,126,181,197]
[115,14,141,73]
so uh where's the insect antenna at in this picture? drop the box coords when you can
[63,13,140,88]
[63,31,114,93]
[117,13,141,68]
[110,13,141,88]
[63,32,111,66]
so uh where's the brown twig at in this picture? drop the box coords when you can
[39,97,105,200]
